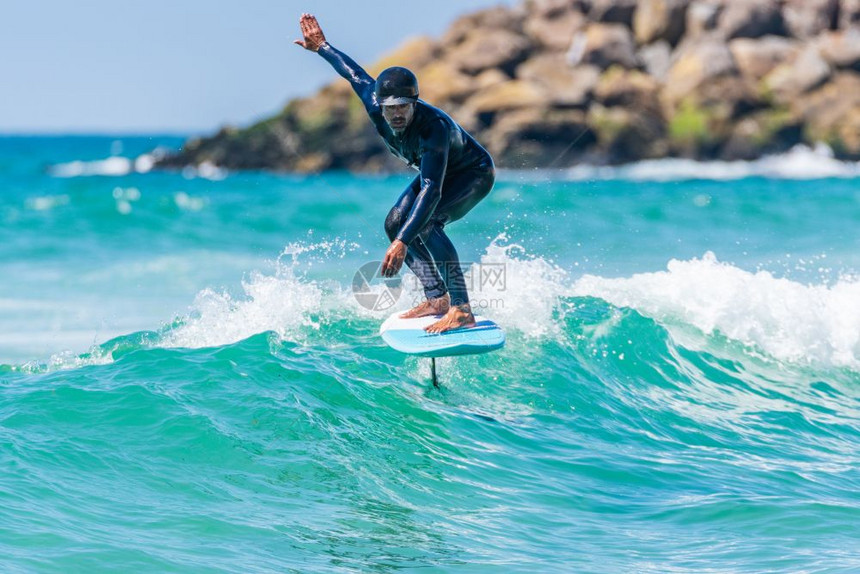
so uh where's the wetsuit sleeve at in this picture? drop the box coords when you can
[395,120,450,245]
[317,43,377,113]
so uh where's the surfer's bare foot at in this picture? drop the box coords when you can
[425,304,476,333]
[400,294,450,319]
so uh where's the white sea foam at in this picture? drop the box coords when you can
[161,240,358,349]
[49,152,231,180]
[48,151,168,178]
[50,156,135,177]
[159,270,325,349]
[466,235,571,338]
[572,252,860,369]
[25,195,70,211]
[506,144,860,182]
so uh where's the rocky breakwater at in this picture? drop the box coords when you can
[157,0,860,172]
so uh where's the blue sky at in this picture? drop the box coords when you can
[0,1,514,134]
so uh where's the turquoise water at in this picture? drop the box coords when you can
[2,136,860,572]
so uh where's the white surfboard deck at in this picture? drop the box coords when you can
[380,312,505,358]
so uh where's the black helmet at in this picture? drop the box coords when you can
[374,67,419,106]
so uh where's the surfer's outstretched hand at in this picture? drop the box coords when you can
[294,13,327,51]
[381,240,407,277]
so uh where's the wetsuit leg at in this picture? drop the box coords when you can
[434,165,496,225]
[421,165,496,307]
[384,177,447,300]
[385,166,495,306]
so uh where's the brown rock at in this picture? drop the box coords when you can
[589,0,638,26]
[816,29,860,69]
[720,109,803,159]
[485,108,595,167]
[525,0,573,17]
[568,24,639,69]
[634,0,691,46]
[834,107,860,157]
[663,38,737,106]
[588,104,667,162]
[474,69,510,91]
[796,73,860,156]
[782,0,839,39]
[418,61,476,105]
[465,80,547,114]
[442,6,526,46]
[694,75,763,119]
[524,8,587,52]
[719,0,785,39]
[368,37,439,76]
[594,66,662,110]
[638,40,672,80]
[686,1,723,38]
[839,0,860,28]
[526,0,588,18]
[447,28,533,75]
[764,45,832,104]
[729,36,798,80]
[516,54,601,107]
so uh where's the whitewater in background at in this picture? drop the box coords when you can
[1,135,860,572]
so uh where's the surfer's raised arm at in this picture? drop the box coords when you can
[294,13,376,112]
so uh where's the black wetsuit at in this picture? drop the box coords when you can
[318,42,495,307]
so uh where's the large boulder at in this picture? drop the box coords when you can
[417,60,476,105]
[525,0,592,17]
[763,45,832,104]
[484,108,596,166]
[446,28,533,75]
[692,75,762,119]
[719,0,785,39]
[524,8,587,52]
[782,0,840,39]
[684,0,725,39]
[516,54,601,107]
[840,0,860,28]
[720,108,803,159]
[634,0,691,46]
[463,80,547,123]
[816,28,860,70]
[588,104,668,162]
[442,6,526,46]
[729,36,798,80]
[662,38,737,106]
[589,0,638,26]
[568,24,639,69]
[665,73,761,157]
[594,66,662,111]
[686,1,723,38]
[796,72,860,157]
[638,40,672,80]
[367,37,438,76]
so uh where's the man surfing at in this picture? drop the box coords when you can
[295,13,496,334]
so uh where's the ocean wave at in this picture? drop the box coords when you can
[13,237,860,373]
[573,251,860,370]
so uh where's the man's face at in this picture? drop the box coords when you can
[382,103,415,133]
